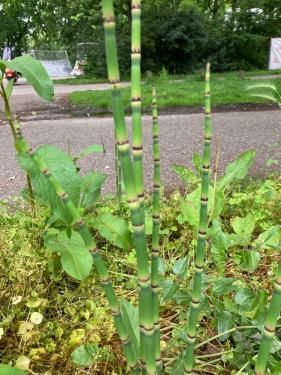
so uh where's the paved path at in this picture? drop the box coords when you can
[0,110,280,199]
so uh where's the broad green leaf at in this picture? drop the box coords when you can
[71,344,98,366]
[238,250,260,272]
[213,278,238,296]
[255,226,281,250]
[216,311,233,341]
[120,299,140,358]
[212,190,225,219]
[211,224,228,275]
[46,231,93,281]
[180,186,214,228]
[80,172,106,210]
[5,56,54,102]
[74,144,104,161]
[217,150,256,190]
[92,213,132,250]
[19,145,81,224]
[160,279,179,302]
[235,288,255,308]
[0,365,26,375]
[234,288,265,319]
[172,257,188,277]
[232,213,255,236]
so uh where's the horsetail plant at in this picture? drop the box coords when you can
[254,261,281,375]
[151,87,162,373]
[131,0,145,210]
[0,71,140,374]
[183,62,212,373]
[102,0,156,373]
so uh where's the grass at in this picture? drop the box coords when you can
[69,71,281,112]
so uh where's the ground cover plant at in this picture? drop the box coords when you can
[0,1,281,375]
[69,71,281,114]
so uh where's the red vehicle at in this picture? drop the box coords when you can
[5,67,19,82]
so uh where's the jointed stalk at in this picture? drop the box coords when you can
[151,87,162,372]
[131,0,144,209]
[183,63,212,373]
[1,87,139,374]
[102,0,156,373]
[254,262,281,375]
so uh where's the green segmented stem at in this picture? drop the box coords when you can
[1,88,139,374]
[151,87,162,373]
[254,262,281,375]
[102,1,156,373]
[183,63,212,373]
[131,0,144,206]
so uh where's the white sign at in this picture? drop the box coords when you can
[269,38,281,70]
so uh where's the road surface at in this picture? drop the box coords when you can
[0,103,280,199]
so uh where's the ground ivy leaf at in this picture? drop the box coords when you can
[71,344,98,366]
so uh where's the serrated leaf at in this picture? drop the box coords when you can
[92,213,132,250]
[46,231,93,281]
[4,56,54,101]
[71,344,98,366]
[120,299,140,358]
[217,150,256,190]
[19,145,81,224]
[0,365,26,375]
[80,172,106,210]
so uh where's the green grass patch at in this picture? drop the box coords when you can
[69,72,281,112]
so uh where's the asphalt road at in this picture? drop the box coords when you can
[0,108,280,199]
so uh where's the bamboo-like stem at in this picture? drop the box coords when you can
[102,1,156,373]
[1,89,140,374]
[151,87,162,373]
[183,63,212,373]
[254,262,281,375]
[131,0,144,210]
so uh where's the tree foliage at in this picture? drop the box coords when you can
[0,0,280,73]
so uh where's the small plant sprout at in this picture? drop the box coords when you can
[183,62,212,373]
